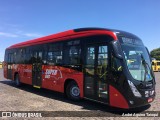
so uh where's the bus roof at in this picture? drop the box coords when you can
[7,28,137,49]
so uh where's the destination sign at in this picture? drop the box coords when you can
[120,37,143,45]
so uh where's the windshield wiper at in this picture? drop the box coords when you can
[140,54,153,82]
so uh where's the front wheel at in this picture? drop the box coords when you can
[15,74,21,87]
[66,81,80,101]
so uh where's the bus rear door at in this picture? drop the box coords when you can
[32,51,43,88]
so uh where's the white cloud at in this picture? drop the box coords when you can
[0,32,18,37]
[0,23,43,38]
[23,33,43,38]
[0,31,43,38]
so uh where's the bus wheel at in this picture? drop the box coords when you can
[15,74,21,87]
[66,81,80,101]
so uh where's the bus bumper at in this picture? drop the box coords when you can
[128,94,156,108]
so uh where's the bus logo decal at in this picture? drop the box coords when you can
[45,69,63,80]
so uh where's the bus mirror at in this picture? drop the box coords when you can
[111,41,123,59]
[145,46,152,62]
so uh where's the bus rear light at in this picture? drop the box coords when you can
[128,80,142,98]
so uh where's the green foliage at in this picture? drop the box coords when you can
[150,48,160,60]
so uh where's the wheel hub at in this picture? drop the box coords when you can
[71,86,80,97]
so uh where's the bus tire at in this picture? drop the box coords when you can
[66,81,80,101]
[15,74,21,87]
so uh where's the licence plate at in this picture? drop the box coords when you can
[148,98,153,102]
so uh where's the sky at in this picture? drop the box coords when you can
[0,0,160,61]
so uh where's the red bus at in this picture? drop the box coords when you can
[3,28,155,109]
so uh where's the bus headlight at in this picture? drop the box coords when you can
[128,80,142,98]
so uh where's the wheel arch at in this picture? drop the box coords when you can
[64,79,78,96]
[14,72,19,81]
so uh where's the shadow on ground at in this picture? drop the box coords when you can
[0,80,151,116]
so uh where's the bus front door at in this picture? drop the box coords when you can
[84,45,109,103]
[32,51,42,87]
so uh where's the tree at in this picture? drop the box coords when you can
[150,48,160,60]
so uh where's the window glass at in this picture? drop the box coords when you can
[67,40,80,46]
[37,51,42,63]
[122,44,152,81]
[47,43,63,65]
[20,48,26,64]
[69,46,81,65]
[111,54,122,72]
[97,46,108,76]
[13,51,16,64]
[98,46,108,66]
[25,48,32,64]
[8,53,14,64]
[86,47,95,75]
[86,47,95,65]
[15,48,25,64]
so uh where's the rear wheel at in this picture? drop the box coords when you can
[66,81,80,101]
[15,74,21,87]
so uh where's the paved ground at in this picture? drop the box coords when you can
[0,69,159,120]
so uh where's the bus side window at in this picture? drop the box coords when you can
[20,48,26,64]
[48,52,55,65]
[111,54,123,72]
[47,51,63,65]
[69,46,81,65]
[25,49,32,64]
[8,53,14,64]
[47,43,63,65]
[13,51,16,64]
[37,52,43,62]
[14,48,23,64]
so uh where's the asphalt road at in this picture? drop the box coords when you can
[0,69,159,120]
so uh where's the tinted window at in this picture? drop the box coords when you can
[86,47,95,65]
[4,50,8,62]
[47,43,63,65]
[98,46,108,66]
[25,48,32,64]
[8,53,14,64]
[69,46,81,65]
[64,40,81,65]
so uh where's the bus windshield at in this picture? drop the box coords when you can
[121,44,153,82]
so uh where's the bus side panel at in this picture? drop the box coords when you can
[41,65,84,97]
[20,64,32,85]
[41,65,63,92]
[109,85,129,109]
[3,62,8,79]
[12,64,32,85]
[3,62,14,80]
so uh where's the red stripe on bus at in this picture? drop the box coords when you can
[109,85,129,109]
